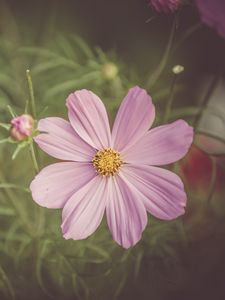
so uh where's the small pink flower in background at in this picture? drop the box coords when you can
[149,0,181,13]
[195,0,225,39]
[30,87,193,248]
[11,114,34,141]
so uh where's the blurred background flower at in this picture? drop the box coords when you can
[195,0,225,39]
[149,0,181,13]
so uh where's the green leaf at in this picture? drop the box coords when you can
[0,75,21,98]
[70,35,94,59]
[0,137,17,144]
[95,47,108,64]
[113,272,128,299]
[0,183,29,193]
[72,274,90,300]
[19,46,61,59]
[36,239,54,298]
[4,221,23,254]
[45,71,100,99]
[38,105,49,118]
[0,97,9,107]
[0,138,10,144]
[56,35,78,60]
[0,123,10,130]
[32,58,79,75]
[133,249,144,280]
[0,264,15,300]
[15,238,32,265]
[86,244,110,260]
[0,207,15,216]
[7,105,16,118]
[12,142,28,160]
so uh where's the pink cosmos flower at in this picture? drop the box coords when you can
[30,87,193,248]
[11,114,34,141]
[149,0,181,13]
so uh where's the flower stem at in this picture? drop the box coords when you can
[29,141,39,174]
[163,74,177,122]
[146,18,177,89]
[26,71,44,234]
[29,141,45,235]
[26,70,40,174]
[26,69,37,119]
[172,22,202,54]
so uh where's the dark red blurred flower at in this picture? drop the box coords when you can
[180,145,225,195]
[180,145,225,240]
[149,0,180,13]
[195,0,225,39]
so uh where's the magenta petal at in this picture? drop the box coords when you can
[106,176,147,249]
[112,86,155,152]
[150,0,180,13]
[195,0,225,39]
[66,90,111,149]
[61,176,107,240]
[30,162,96,208]
[121,165,186,220]
[123,120,193,165]
[35,117,95,161]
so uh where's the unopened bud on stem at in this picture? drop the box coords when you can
[10,114,34,141]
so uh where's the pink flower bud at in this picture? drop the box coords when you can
[10,114,34,141]
[149,0,181,13]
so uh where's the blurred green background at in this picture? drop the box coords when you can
[0,0,225,299]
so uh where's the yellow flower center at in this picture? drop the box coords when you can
[92,148,122,176]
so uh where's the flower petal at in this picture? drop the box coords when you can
[121,164,187,220]
[35,117,95,161]
[62,175,107,240]
[106,175,147,249]
[112,86,155,152]
[30,162,96,208]
[123,120,193,165]
[66,90,111,149]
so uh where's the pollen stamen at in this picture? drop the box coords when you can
[92,148,122,176]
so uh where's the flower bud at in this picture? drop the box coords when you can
[101,63,118,81]
[10,114,34,141]
[172,65,184,75]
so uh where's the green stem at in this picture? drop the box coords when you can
[172,22,202,54]
[26,69,37,119]
[163,74,177,123]
[26,70,41,173]
[29,142,45,235]
[29,141,39,174]
[29,141,45,235]
[146,18,176,89]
